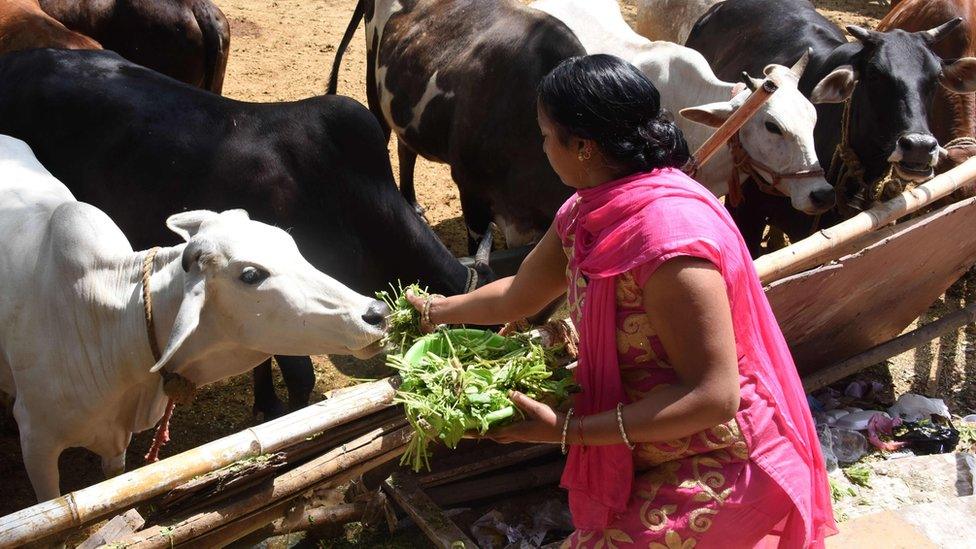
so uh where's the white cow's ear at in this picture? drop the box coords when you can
[166,210,220,241]
[181,237,222,273]
[680,101,735,128]
[219,209,251,221]
[941,57,976,93]
[150,274,205,374]
[811,65,856,104]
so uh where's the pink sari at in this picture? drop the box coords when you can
[558,168,835,547]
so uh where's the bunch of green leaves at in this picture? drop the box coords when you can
[389,329,574,472]
[842,464,872,488]
[957,419,976,452]
[375,282,428,354]
[829,477,856,502]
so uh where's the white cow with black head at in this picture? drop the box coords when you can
[531,0,848,215]
[0,135,387,502]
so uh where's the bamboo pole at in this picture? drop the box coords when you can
[755,157,976,284]
[0,377,399,548]
[179,452,398,549]
[235,500,371,544]
[104,422,412,549]
[688,79,779,170]
[801,301,976,392]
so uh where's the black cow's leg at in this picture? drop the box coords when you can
[252,358,286,419]
[727,200,766,259]
[397,141,424,218]
[276,355,316,412]
[459,190,493,256]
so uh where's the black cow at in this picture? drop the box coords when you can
[686,0,976,251]
[0,49,493,418]
[327,0,585,253]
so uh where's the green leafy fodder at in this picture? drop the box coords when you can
[375,282,428,354]
[389,329,574,472]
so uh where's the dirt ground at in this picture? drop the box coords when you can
[1,0,973,535]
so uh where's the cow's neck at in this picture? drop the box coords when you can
[684,82,741,196]
[102,247,183,382]
[78,246,185,434]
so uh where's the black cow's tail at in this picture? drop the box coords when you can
[327,0,365,95]
[192,0,230,94]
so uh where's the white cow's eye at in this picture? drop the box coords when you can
[765,121,783,135]
[240,266,270,285]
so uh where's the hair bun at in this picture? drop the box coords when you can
[538,54,690,174]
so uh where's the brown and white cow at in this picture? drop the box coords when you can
[880,0,976,170]
[0,0,100,53]
[39,0,229,93]
[328,0,585,253]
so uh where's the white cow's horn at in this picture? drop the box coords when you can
[791,49,812,79]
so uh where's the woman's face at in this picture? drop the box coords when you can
[538,103,587,189]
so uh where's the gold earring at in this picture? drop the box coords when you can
[578,148,591,161]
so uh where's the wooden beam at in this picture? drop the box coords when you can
[1,377,400,548]
[426,461,563,508]
[802,301,976,392]
[755,157,976,284]
[383,472,476,549]
[418,444,557,488]
[77,510,144,549]
[104,422,411,549]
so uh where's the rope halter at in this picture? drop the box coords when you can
[726,132,825,207]
[827,97,930,216]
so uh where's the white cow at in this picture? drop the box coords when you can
[634,0,722,44]
[0,136,387,502]
[532,0,849,214]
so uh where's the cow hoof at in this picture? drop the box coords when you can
[253,399,288,422]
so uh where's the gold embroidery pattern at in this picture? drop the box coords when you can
[648,530,697,549]
[616,271,643,308]
[616,314,656,364]
[680,456,732,506]
[639,503,677,531]
[635,438,693,467]
[636,460,681,503]
[688,507,718,534]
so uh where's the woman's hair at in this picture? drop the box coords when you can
[538,54,690,173]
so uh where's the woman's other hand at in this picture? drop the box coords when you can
[487,391,563,444]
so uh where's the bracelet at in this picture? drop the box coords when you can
[577,414,585,446]
[422,294,445,327]
[616,403,636,450]
[561,408,575,455]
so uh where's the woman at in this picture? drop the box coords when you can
[407,55,835,548]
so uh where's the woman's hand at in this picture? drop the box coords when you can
[405,289,438,334]
[486,391,564,444]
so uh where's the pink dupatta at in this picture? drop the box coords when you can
[557,168,835,546]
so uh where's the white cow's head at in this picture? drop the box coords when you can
[681,52,849,214]
[150,209,387,385]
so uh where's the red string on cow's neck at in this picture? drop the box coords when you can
[145,398,175,463]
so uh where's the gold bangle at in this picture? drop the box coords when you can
[561,408,575,455]
[616,403,636,450]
